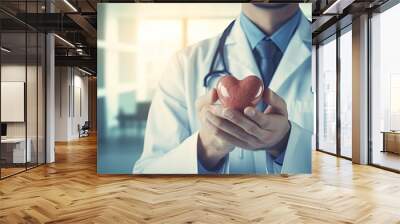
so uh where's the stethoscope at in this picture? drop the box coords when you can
[202,20,246,160]
[203,20,236,88]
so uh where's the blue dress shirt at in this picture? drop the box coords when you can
[240,10,301,167]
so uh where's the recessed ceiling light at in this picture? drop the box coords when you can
[1,47,11,53]
[54,34,75,48]
[63,0,78,12]
[323,0,354,15]
[78,67,93,76]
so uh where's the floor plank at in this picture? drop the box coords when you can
[1,135,400,223]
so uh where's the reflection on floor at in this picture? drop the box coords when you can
[373,150,400,171]
[0,167,25,178]
[1,162,47,179]
[1,135,400,223]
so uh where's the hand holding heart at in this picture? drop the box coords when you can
[197,76,290,170]
[213,76,290,151]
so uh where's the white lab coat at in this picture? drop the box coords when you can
[133,13,313,174]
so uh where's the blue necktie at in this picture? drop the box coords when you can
[254,38,282,88]
[254,38,282,110]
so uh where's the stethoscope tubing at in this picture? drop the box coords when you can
[203,20,236,88]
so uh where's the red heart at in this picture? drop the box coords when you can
[216,75,264,111]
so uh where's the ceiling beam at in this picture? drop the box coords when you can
[67,13,97,39]
[55,55,96,72]
[12,13,82,32]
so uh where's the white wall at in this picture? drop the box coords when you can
[55,66,69,141]
[55,67,89,141]
[71,73,89,138]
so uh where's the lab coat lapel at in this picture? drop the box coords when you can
[269,16,311,92]
[224,18,262,82]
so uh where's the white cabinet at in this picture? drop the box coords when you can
[1,138,32,163]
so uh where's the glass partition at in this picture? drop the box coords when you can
[0,2,46,179]
[27,31,38,169]
[1,30,28,177]
[339,28,352,158]
[317,36,337,155]
[38,32,45,165]
[370,4,400,171]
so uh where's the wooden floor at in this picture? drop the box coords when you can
[1,135,400,223]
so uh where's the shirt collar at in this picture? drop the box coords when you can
[240,9,301,53]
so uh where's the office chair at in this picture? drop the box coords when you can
[79,121,90,138]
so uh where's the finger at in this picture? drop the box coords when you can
[208,104,223,115]
[219,108,269,139]
[245,109,286,131]
[195,88,218,111]
[264,114,286,129]
[204,117,252,149]
[263,88,288,116]
[244,107,271,127]
[205,110,263,145]
[200,104,221,124]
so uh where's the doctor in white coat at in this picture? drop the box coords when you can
[133,3,313,174]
